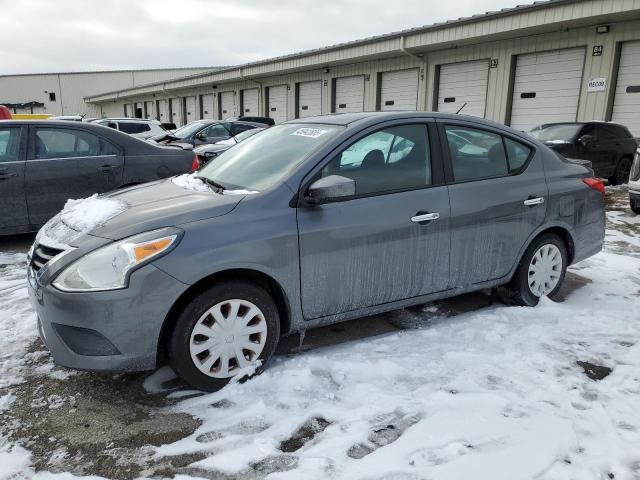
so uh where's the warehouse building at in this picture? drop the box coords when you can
[0,67,216,117]
[52,0,640,136]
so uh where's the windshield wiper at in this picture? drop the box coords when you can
[195,176,226,193]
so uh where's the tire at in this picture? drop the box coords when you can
[608,157,632,186]
[168,281,280,392]
[631,196,640,215]
[501,233,568,307]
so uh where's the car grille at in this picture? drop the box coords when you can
[631,151,640,182]
[30,244,64,273]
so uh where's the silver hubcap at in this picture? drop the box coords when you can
[189,299,267,378]
[528,244,563,297]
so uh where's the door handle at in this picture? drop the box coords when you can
[411,212,440,223]
[98,165,117,172]
[524,197,545,206]
[0,172,17,180]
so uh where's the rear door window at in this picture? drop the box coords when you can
[504,138,532,172]
[118,122,150,134]
[445,126,508,181]
[0,128,22,162]
[32,128,101,159]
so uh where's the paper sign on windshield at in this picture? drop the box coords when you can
[291,128,328,139]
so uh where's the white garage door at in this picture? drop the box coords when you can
[241,88,259,115]
[509,48,585,132]
[334,75,365,113]
[298,81,322,118]
[144,101,154,119]
[379,69,419,111]
[157,99,169,122]
[267,85,288,124]
[184,96,197,123]
[201,94,215,119]
[437,60,489,118]
[219,91,235,119]
[611,41,640,137]
[170,98,183,126]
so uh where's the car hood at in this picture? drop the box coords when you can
[36,178,244,247]
[194,143,231,153]
[90,178,243,240]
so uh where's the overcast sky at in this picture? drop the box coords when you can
[0,0,528,75]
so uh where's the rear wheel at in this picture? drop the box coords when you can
[608,157,632,186]
[502,233,568,306]
[168,281,280,392]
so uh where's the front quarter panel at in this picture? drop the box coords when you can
[151,184,303,332]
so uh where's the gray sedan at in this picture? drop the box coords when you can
[27,112,605,392]
[0,120,196,235]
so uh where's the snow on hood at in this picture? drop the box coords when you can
[36,194,128,249]
[172,174,258,195]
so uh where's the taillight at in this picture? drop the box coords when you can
[583,177,605,197]
[190,154,200,172]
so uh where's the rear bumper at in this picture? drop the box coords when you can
[28,263,188,372]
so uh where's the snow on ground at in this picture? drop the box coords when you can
[0,187,639,479]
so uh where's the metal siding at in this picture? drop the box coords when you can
[611,40,640,136]
[267,85,288,124]
[379,68,419,111]
[298,80,322,117]
[334,75,365,113]
[241,88,259,115]
[437,60,489,117]
[509,47,586,131]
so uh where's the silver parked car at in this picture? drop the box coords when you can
[27,112,605,391]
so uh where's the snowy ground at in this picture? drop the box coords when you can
[1,186,639,480]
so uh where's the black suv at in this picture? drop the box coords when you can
[529,122,638,185]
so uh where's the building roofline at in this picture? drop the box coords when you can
[0,66,221,78]
[87,0,616,102]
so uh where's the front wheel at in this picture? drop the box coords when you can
[608,158,632,186]
[631,196,640,215]
[502,233,568,306]
[168,281,280,392]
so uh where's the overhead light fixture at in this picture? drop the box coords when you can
[596,25,610,34]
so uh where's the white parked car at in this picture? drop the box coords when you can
[92,118,168,140]
[629,147,640,214]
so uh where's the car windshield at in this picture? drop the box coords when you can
[198,124,343,191]
[529,124,583,142]
[172,122,209,139]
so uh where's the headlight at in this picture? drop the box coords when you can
[53,228,182,292]
[631,149,640,182]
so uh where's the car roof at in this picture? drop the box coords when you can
[286,111,516,131]
[97,117,160,122]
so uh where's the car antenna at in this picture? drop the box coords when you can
[456,102,467,115]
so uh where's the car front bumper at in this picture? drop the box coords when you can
[27,262,188,372]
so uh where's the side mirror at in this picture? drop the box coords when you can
[305,175,355,205]
[578,134,593,147]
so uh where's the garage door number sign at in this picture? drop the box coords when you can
[587,78,607,92]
